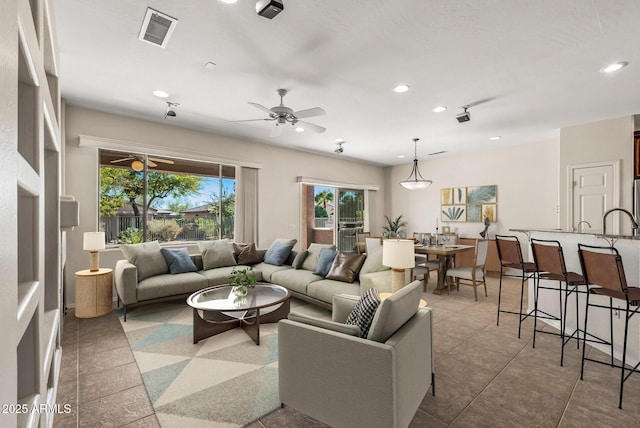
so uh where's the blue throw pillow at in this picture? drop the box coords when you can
[264,241,293,266]
[313,248,338,276]
[160,248,198,274]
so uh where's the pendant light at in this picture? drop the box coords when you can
[400,138,432,190]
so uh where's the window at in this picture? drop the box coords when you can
[99,150,235,245]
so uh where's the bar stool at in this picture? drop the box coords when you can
[578,243,640,409]
[495,235,540,338]
[530,239,586,366]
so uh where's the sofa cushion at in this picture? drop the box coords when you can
[313,248,338,276]
[359,247,389,276]
[232,242,263,265]
[120,241,168,281]
[325,251,366,283]
[198,239,237,270]
[345,288,381,338]
[288,312,360,337]
[264,241,294,266]
[160,248,198,274]
[270,269,323,295]
[307,279,361,305]
[265,238,297,261]
[367,280,421,343]
[252,262,292,282]
[136,271,209,302]
[292,250,308,269]
[301,243,336,272]
[198,265,263,287]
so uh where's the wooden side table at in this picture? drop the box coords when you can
[75,268,113,318]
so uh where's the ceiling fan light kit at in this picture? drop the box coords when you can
[400,138,432,190]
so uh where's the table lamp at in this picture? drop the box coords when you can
[83,231,106,272]
[382,239,415,292]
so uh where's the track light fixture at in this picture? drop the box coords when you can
[335,142,344,154]
[456,105,470,123]
[165,101,179,118]
[400,138,432,190]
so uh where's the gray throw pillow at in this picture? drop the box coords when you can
[198,239,237,270]
[345,288,381,338]
[160,248,198,274]
[120,241,168,281]
[292,250,309,269]
[359,247,388,276]
[302,243,336,272]
[264,241,294,266]
[313,248,338,276]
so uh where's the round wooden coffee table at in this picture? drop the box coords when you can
[187,283,290,345]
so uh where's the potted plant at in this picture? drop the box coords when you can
[382,214,408,238]
[229,266,256,297]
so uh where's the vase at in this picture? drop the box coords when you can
[232,285,248,297]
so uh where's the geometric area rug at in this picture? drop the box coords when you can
[117,300,280,428]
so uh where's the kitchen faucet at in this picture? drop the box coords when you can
[576,220,591,233]
[602,208,639,236]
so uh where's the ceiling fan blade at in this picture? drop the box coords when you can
[230,118,273,123]
[270,125,284,138]
[147,160,158,168]
[298,120,326,134]
[293,107,326,119]
[149,157,174,164]
[248,102,274,115]
[110,157,131,163]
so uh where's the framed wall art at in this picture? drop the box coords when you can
[440,185,498,223]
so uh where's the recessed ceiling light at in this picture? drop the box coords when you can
[393,84,410,93]
[153,90,169,98]
[295,127,305,132]
[336,138,345,143]
[432,106,447,113]
[398,155,406,159]
[489,136,501,141]
[601,61,628,73]
[218,0,238,4]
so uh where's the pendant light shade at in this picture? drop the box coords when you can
[400,138,432,190]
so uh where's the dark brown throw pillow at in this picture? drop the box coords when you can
[325,251,366,283]
[232,242,263,265]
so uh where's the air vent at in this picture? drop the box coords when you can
[428,151,447,156]
[138,8,177,48]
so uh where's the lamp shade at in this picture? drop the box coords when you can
[382,239,415,269]
[83,232,106,251]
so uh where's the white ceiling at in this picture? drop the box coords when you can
[56,0,640,166]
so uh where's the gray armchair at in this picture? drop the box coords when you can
[278,281,434,428]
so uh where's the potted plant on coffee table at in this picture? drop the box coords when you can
[229,266,256,297]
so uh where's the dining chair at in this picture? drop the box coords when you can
[364,236,383,254]
[530,238,586,366]
[412,232,437,291]
[356,231,370,254]
[445,239,489,301]
[495,235,540,338]
[578,243,640,409]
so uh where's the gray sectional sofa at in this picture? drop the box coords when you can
[114,239,395,320]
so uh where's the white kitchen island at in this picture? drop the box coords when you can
[510,228,640,366]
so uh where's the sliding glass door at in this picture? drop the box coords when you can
[336,189,365,251]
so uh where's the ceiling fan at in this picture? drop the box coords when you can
[110,154,175,171]
[233,89,326,137]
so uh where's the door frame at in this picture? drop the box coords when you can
[567,159,620,233]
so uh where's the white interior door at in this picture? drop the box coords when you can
[570,162,617,234]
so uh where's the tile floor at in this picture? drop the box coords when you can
[54,274,640,427]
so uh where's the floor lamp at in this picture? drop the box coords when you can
[382,239,415,292]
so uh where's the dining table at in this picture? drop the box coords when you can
[413,244,475,294]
